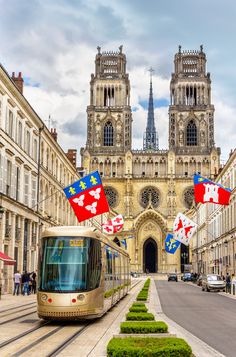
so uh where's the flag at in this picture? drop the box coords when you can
[63,171,109,223]
[173,212,197,246]
[194,174,231,205]
[102,214,124,235]
[121,239,127,249]
[165,234,181,254]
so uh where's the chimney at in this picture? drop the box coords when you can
[50,128,58,142]
[66,149,77,167]
[11,72,24,94]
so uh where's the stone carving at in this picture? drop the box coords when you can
[95,120,101,146]
[143,222,156,231]
[179,130,184,145]
[200,130,205,145]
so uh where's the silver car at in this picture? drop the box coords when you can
[202,274,226,292]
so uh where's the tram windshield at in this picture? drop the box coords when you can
[39,237,101,292]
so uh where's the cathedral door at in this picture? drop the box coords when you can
[143,238,157,273]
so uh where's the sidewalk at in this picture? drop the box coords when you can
[151,279,225,357]
[187,281,236,300]
[0,293,36,310]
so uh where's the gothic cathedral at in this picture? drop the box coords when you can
[81,45,220,273]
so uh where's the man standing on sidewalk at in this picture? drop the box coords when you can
[226,273,231,293]
[21,271,31,296]
[13,271,21,296]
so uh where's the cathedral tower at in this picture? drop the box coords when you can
[143,68,159,151]
[169,45,220,177]
[86,46,132,155]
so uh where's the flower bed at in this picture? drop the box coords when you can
[126,312,155,321]
[107,337,192,357]
[120,321,168,334]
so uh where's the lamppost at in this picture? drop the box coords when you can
[210,245,214,274]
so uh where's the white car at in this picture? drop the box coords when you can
[202,274,226,292]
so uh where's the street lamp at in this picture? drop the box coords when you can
[181,252,188,270]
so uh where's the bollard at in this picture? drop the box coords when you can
[233,284,235,295]
[0,285,1,300]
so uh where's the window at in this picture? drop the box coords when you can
[33,139,38,161]
[16,166,20,201]
[18,121,22,147]
[24,170,29,206]
[26,131,31,155]
[186,120,197,146]
[39,237,101,292]
[5,109,14,137]
[104,121,114,146]
[104,187,118,208]
[183,187,194,209]
[140,187,160,208]
[32,177,37,209]
[6,160,12,196]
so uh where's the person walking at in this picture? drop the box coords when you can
[31,271,37,294]
[13,271,21,296]
[226,273,231,294]
[21,271,31,296]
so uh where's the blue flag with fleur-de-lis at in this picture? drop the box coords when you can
[165,233,181,254]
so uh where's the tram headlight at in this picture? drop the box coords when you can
[41,294,48,302]
[77,294,85,301]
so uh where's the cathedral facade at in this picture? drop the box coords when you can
[81,45,221,273]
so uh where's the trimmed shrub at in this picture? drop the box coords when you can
[136,292,148,301]
[120,321,168,334]
[132,302,146,307]
[126,312,155,321]
[107,337,192,357]
[129,306,148,313]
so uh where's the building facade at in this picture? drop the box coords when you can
[81,45,221,273]
[0,65,79,293]
[191,149,236,276]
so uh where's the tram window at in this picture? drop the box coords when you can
[39,237,101,293]
[105,246,113,291]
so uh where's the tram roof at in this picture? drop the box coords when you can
[41,226,130,257]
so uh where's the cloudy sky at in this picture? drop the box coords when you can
[1,0,236,164]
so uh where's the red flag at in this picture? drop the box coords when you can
[102,214,124,235]
[64,171,109,223]
[194,174,231,205]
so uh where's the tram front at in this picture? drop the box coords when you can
[37,227,103,320]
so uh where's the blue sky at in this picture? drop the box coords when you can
[0,0,236,162]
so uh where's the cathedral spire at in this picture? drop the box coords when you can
[143,68,159,151]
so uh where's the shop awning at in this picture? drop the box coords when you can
[0,252,16,266]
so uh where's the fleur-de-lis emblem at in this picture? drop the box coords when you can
[89,188,101,200]
[73,195,85,207]
[85,201,97,214]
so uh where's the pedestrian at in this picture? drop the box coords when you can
[226,273,231,293]
[21,271,31,296]
[13,271,21,296]
[31,271,37,294]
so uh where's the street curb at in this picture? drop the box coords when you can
[150,279,225,357]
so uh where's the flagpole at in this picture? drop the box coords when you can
[196,203,199,274]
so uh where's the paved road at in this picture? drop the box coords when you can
[155,280,236,357]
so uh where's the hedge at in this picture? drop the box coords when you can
[107,337,192,357]
[126,312,155,321]
[120,321,168,334]
[136,293,148,301]
[129,306,148,313]
[132,302,146,307]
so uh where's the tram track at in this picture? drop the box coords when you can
[0,301,36,314]
[0,322,90,357]
[0,303,37,319]
[0,280,141,356]
[0,307,37,326]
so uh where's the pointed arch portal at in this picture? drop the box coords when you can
[143,238,157,273]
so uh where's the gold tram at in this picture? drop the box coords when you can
[37,226,130,320]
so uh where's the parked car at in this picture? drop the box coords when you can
[202,274,226,292]
[182,272,192,282]
[168,273,178,282]
[196,275,203,286]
